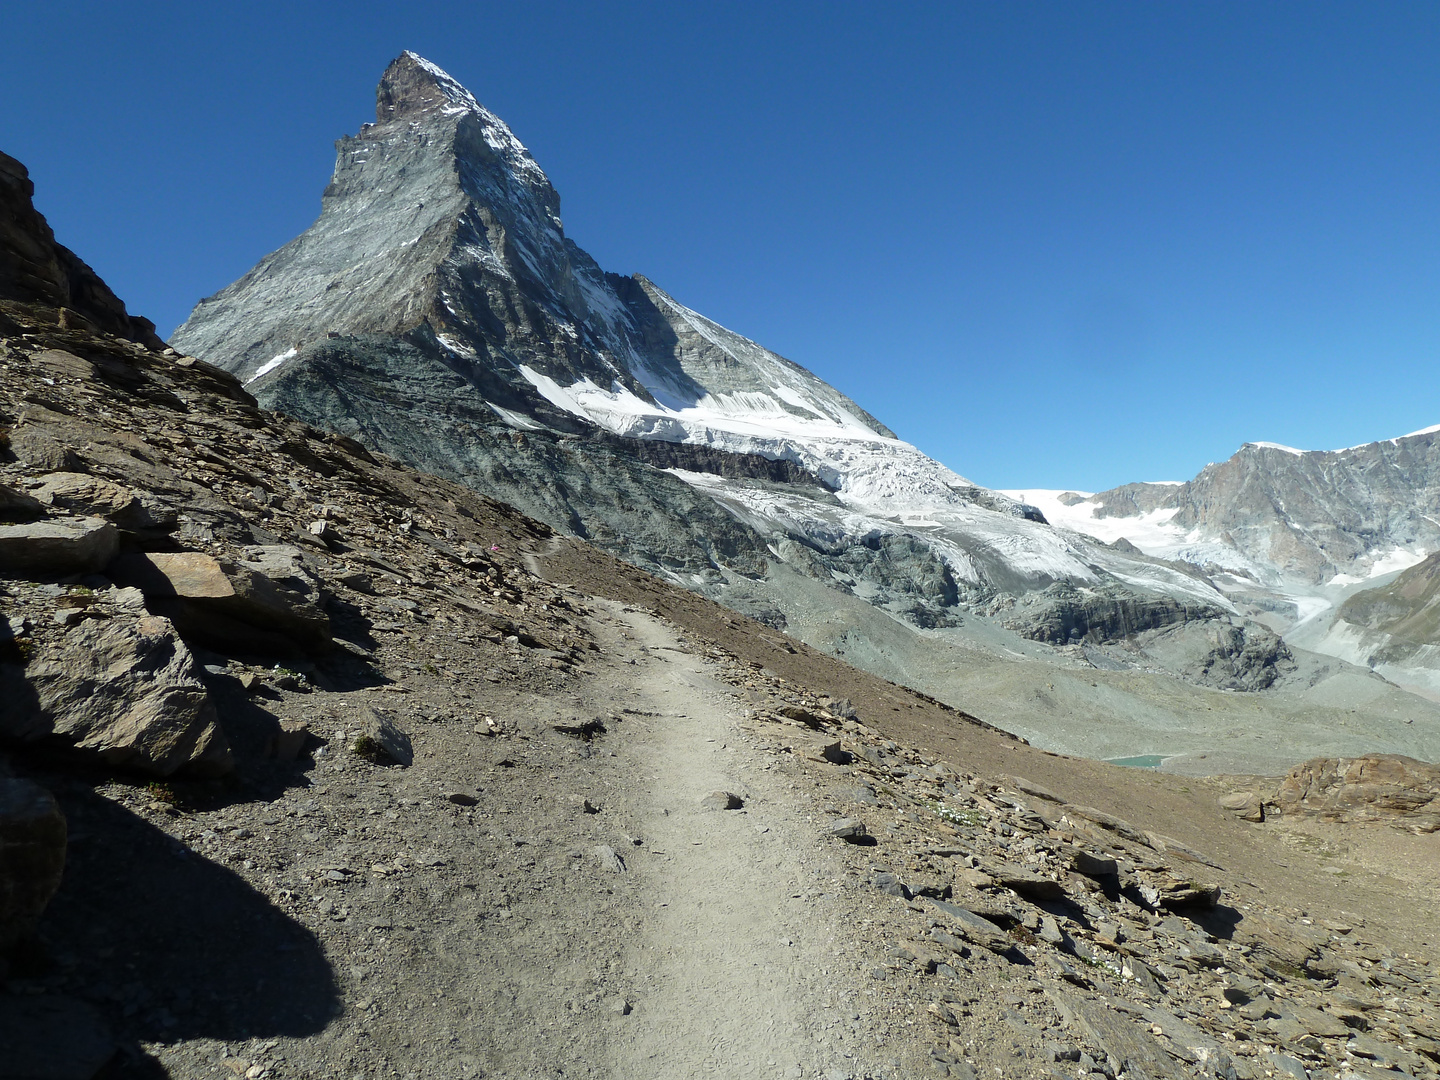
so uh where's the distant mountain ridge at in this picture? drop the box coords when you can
[1017,427,1440,587]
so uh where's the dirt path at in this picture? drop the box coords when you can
[595,603,870,1080]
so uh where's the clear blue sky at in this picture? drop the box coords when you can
[6,2,1439,491]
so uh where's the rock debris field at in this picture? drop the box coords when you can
[4,307,1440,1080]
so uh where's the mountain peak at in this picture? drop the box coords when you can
[376,51,481,123]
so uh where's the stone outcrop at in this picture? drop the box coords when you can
[1184,623,1296,692]
[1276,754,1440,833]
[1006,582,1218,645]
[14,615,232,776]
[1218,790,1266,822]
[31,471,176,533]
[0,150,161,347]
[111,549,332,652]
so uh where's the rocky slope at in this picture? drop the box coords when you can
[8,157,1440,1080]
[170,53,1253,682]
[5,273,1440,1080]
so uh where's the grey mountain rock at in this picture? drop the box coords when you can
[0,517,118,576]
[171,53,1238,652]
[1086,433,1440,585]
[15,614,232,777]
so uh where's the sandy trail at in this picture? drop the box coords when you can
[597,603,860,1080]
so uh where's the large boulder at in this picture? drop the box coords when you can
[0,777,67,955]
[111,549,332,652]
[13,615,232,776]
[0,517,117,575]
[1276,755,1440,833]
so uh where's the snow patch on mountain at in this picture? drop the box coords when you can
[248,347,297,384]
[1330,547,1429,586]
[1245,441,1306,456]
[1003,489,1186,549]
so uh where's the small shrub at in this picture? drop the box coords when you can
[930,800,985,829]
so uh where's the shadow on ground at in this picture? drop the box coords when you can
[13,777,338,1074]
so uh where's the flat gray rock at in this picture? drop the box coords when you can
[919,897,1013,955]
[825,817,868,843]
[0,517,117,575]
[594,845,626,873]
[700,790,743,811]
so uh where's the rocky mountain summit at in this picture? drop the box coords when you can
[169,53,1272,693]
[7,150,1440,1080]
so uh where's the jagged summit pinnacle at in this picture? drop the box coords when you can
[369,52,548,189]
[376,51,483,122]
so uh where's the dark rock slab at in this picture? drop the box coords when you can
[0,518,117,575]
[919,897,1013,955]
[0,483,44,523]
[1048,989,1192,1080]
[989,862,1067,901]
